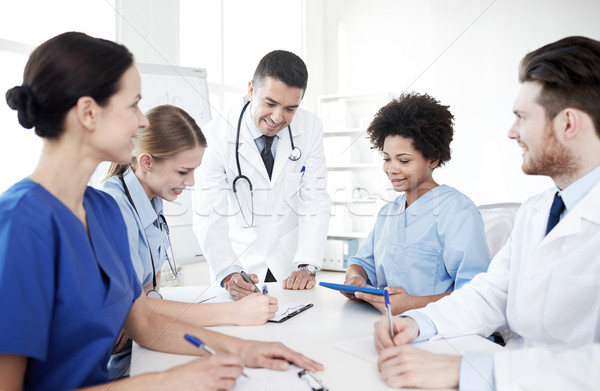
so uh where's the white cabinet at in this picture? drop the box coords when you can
[319,93,394,270]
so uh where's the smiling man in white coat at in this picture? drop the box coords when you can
[193,50,330,299]
[372,36,600,390]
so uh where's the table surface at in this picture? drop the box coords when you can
[130,271,503,390]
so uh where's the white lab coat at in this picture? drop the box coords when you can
[193,102,330,283]
[420,181,600,390]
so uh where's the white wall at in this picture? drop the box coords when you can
[3,0,600,207]
[309,0,600,205]
[0,0,117,193]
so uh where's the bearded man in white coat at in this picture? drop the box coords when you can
[370,36,600,390]
[193,50,330,299]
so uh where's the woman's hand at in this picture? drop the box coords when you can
[355,286,413,314]
[232,293,278,325]
[163,354,244,391]
[112,329,129,354]
[342,274,367,300]
[236,340,324,373]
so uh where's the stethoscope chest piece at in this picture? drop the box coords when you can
[289,146,302,161]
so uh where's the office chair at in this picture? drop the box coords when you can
[477,202,521,346]
[477,203,521,259]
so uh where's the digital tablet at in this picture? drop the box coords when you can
[319,281,385,295]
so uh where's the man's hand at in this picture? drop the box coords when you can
[223,273,259,300]
[355,286,413,314]
[236,340,324,373]
[283,270,315,290]
[341,275,367,300]
[373,314,419,351]
[378,345,461,389]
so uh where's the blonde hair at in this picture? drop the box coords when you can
[106,104,207,178]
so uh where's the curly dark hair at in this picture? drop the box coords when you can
[367,92,454,168]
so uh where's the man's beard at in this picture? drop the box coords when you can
[522,123,577,179]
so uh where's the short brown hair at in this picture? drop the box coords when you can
[519,36,600,138]
[253,50,308,92]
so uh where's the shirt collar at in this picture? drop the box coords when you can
[123,169,164,229]
[558,164,600,213]
[244,100,281,142]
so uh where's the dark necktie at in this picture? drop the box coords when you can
[545,192,565,235]
[261,135,275,179]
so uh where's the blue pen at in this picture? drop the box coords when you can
[384,289,395,340]
[185,334,249,378]
[300,165,306,177]
[185,333,217,355]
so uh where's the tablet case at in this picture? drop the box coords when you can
[319,281,385,295]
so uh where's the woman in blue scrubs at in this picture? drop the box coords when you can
[343,93,490,315]
[0,32,321,391]
[100,104,278,379]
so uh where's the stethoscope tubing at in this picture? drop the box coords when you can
[232,100,302,227]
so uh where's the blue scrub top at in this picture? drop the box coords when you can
[99,170,169,379]
[0,179,142,391]
[349,185,490,295]
[100,169,168,288]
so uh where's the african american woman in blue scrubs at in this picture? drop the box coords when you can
[343,93,490,315]
[100,104,278,379]
[0,32,321,391]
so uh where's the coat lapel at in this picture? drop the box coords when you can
[228,121,271,183]
[271,118,306,183]
[543,180,600,242]
[271,127,292,184]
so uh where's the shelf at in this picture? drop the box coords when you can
[327,231,370,240]
[323,128,366,136]
[332,198,377,205]
[327,163,380,170]
[318,92,394,103]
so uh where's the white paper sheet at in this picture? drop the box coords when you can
[331,334,505,364]
[232,365,327,391]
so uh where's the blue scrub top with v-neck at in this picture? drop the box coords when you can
[349,185,490,295]
[0,179,141,391]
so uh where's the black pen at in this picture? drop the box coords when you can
[240,271,260,293]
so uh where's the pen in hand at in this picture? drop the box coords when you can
[240,271,260,293]
[184,334,249,378]
[384,289,395,341]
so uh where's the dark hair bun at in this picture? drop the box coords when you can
[5,85,36,129]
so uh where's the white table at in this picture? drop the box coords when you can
[130,272,503,390]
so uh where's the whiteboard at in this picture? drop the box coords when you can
[137,63,211,259]
[137,63,211,128]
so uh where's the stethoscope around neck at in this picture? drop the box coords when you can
[232,100,302,228]
[120,175,179,299]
